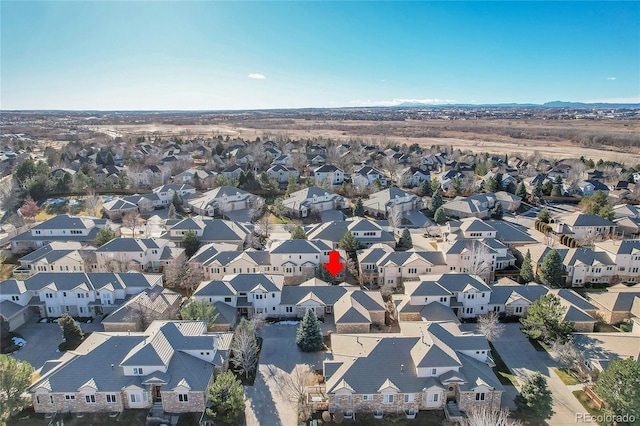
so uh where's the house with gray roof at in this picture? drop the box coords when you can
[164,217,251,249]
[279,278,353,319]
[363,187,426,218]
[95,238,184,273]
[28,321,232,416]
[269,239,344,282]
[267,164,299,184]
[14,241,93,278]
[185,186,261,217]
[102,286,183,332]
[333,290,386,333]
[324,321,502,419]
[282,187,348,218]
[306,218,396,249]
[0,272,163,321]
[193,249,273,280]
[553,212,617,241]
[594,240,640,282]
[102,198,139,220]
[313,164,344,187]
[10,215,109,254]
[174,168,217,186]
[352,166,387,188]
[442,193,496,219]
[153,183,197,207]
[585,283,640,324]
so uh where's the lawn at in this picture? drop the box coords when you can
[552,367,580,386]
[489,342,519,386]
[314,410,447,425]
[572,390,607,426]
[594,323,619,333]
[10,408,149,426]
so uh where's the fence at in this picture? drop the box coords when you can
[583,385,606,410]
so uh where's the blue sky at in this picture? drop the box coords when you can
[1,1,638,110]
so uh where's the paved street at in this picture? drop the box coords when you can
[244,324,325,426]
[11,318,104,370]
[492,323,585,426]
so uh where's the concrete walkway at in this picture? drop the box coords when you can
[244,324,325,426]
[492,323,585,425]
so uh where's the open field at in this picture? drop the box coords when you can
[93,117,640,163]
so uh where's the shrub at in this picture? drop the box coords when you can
[322,411,332,422]
[333,411,344,424]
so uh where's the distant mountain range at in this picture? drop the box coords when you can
[393,101,640,109]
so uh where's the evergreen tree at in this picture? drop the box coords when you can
[296,308,324,352]
[520,294,574,343]
[593,358,640,422]
[182,229,201,258]
[420,179,431,196]
[59,313,84,348]
[339,231,360,255]
[0,315,9,341]
[95,227,117,247]
[542,180,553,196]
[354,198,365,217]
[434,206,447,225]
[492,201,504,219]
[452,176,464,195]
[0,355,35,422]
[430,189,443,212]
[539,250,565,288]
[484,176,499,193]
[180,300,219,330]
[272,197,286,218]
[171,191,182,210]
[519,249,535,283]
[537,207,551,223]
[533,180,544,199]
[398,228,413,249]
[550,185,562,197]
[285,176,300,196]
[168,203,177,219]
[516,181,528,198]
[206,371,246,423]
[514,372,554,423]
[430,178,441,194]
[290,226,307,240]
[475,161,488,176]
[215,142,225,156]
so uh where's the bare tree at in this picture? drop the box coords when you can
[102,252,136,273]
[464,240,492,282]
[274,364,315,421]
[550,340,589,381]
[477,312,505,342]
[231,324,259,379]
[164,260,204,297]
[122,209,142,236]
[85,189,102,218]
[388,204,403,234]
[249,313,267,337]
[460,406,522,426]
[123,294,179,331]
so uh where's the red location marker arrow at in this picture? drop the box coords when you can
[323,250,345,277]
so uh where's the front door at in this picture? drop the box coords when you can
[155,386,162,401]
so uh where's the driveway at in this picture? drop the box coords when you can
[244,324,325,426]
[12,317,104,370]
[403,210,434,227]
[492,323,585,425]
[224,209,254,223]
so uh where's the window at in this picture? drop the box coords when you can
[130,394,141,403]
[408,268,417,274]
[85,394,96,403]
[224,297,232,303]
[465,307,473,314]
[63,292,67,297]
[65,394,75,400]
[383,394,394,404]
[106,394,117,403]
[133,368,143,375]
[439,297,447,303]
[404,394,414,403]
[255,294,264,300]
[11,295,18,301]
[475,393,485,401]
[179,393,189,402]
[515,306,523,314]
[286,306,293,313]
[432,393,439,402]
[363,394,373,401]
[431,368,437,375]
[50,395,54,403]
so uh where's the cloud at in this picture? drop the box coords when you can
[350,98,456,107]
[248,73,266,80]
[607,77,616,80]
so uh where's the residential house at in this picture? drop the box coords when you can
[95,238,184,273]
[325,321,502,419]
[267,164,299,184]
[192,250,272,281]
[221,164,245,180]
[174,169,217,186]
[306,218,396,249]
[186,186,261,217]
[333,291,386,333]
[192,274,284,318]
[313,165,344,187]
[269,239,343,280]
[357,244,447,288]
[553,212,617,241]
[279,279,352,319]
[282,187,348,218]
[28,321,232,416]
[153,184,197,207]
[127,165,171,188]
[0,272,163,321]
[352,166,387,189]
[10,215,109,254]
[594,240,640,282]
[442,193,496,219]
[164,217,251,249]
[102,286,183,332]
[396,167,430,188]
[363,187,426,218]
[102,199,139,221]
[13,242,92,277]
[578,180,610,197]
[585,283,640,324]
[438,170,464,192]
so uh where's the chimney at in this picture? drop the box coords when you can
[401,364,404,373]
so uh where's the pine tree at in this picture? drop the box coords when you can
[537,207,551,223]
[551,185,562,197]
[354,198,365,217]
[0,355,35,422]
[95,227,117,247]
[542,180,553,196]
[430,189,443,212]
[206,371,246,423]
[290,226,307,240]
[492,201,504,219]
[514,372,554,422]
[420,179,431,196]
[59,313,84,348]
[452,176,464,195]
[520,294,574,343]
[339,231,360,255]
[172,191,182,210]
[533,180,543,199]
[539,250,564,288]
[520,249,535,283]
[430,178,441,194]
[168,203,177,219]
[182,229,201,258]
[398,228,413,249]
[434,206,447,225]
[485,176,499,193]
[593,358,640,420]
[516,181,528,198]
[296,309,324,352]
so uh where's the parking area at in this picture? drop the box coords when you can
[244,324,325,426]
[11,317,104,370]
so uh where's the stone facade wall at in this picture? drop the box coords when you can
[33,392,126,414]
[597,308,630,325]
[161,391,206,413]
[398,312,422,322]
[329,393,423,414]
[335,323,370,334]
[573,321,596,332]
[370,311,385,326]
[457,390,502,413]
[102,321,138,333]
